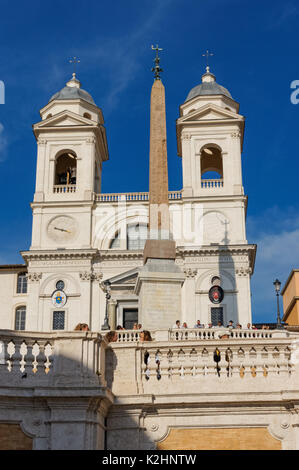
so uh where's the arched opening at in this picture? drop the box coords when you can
[200,145,223,188]
[201,145,223,180]
[55,151,77,187]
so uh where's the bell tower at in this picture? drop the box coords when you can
[30,73,109,250]
[176,63,256,328]
[177,66,244,199]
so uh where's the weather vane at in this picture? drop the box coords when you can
[69,56,80,76]
[202,49,214,71]
[151,44,163,80]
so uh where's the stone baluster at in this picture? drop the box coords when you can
[12,340,22,374]
[19,341,28,373]
[255,347,264,378]
[36,342,47,374]
[24,341,35,375]
[4,340,13,372]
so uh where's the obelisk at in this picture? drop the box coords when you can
[135,45,185,330]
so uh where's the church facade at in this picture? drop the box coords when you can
[0,66,256,332]
[3,65,298,452]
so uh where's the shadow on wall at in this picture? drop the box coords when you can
[0,330,111,450]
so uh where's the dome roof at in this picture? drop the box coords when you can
[185,68,232,103]
[49,74,95,105]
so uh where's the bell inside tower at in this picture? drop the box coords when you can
[55,152,77,186]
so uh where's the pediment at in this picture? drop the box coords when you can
[34,110,94,129]
[178,104,243,124]
[108,267,139,287]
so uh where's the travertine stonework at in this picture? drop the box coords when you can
[0,423,33,450]
[157,427,281,450]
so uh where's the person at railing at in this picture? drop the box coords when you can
[116,325,123,330]
[194,320,204,328]
[226,320,234,329]
[133,323,138,330]
[105,331,118,342]
[172,320,181,329]
[212,321,225,329]
[139,331,152,341]
[137,324,142,329]
[236,323,242,329]
[208,323,213,328]
[182,322,188,329]
[74,323,89,331]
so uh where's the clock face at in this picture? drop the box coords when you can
[47,216,78,242]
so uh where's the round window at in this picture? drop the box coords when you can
[56,280,65,291]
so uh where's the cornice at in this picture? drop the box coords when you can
[97,250,143,262]
[21,249,98,262]
[31,200,96,209]
[97,244,257,270]
[176,244,256,256]
[177,244,257,273]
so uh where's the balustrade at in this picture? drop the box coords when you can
[0,337,53,375]
[170,328,273,341]
[96,191,182,203]
[201,179,223,188]
[0,331,104,382]
[53,184,76,193]
[139,341,294,382]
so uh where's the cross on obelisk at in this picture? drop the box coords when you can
[151,44,163,80]
[202,49,214,72]
[69,56,80,76]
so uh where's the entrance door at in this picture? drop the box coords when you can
[123,309,138,330]
[211,307,224,326]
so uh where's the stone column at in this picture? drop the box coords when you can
[108,300,117,331]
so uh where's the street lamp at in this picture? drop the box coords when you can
[273,278,283,329]
[101,280,111,331]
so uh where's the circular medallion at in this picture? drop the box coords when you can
[52,290,67,308]
[209,286,224,304]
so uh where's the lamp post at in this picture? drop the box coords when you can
[101,280,111,331]
[273,278,283,329]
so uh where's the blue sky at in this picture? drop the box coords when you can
[0,0,299,323]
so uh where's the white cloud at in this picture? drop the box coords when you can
[266,3,299,30]
[248,207,299,322]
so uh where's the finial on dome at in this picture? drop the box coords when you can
[67,57,81,88]
[66,73,81,89]
[201,50,216,83]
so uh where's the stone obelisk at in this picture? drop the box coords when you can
[135,45,185,330]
